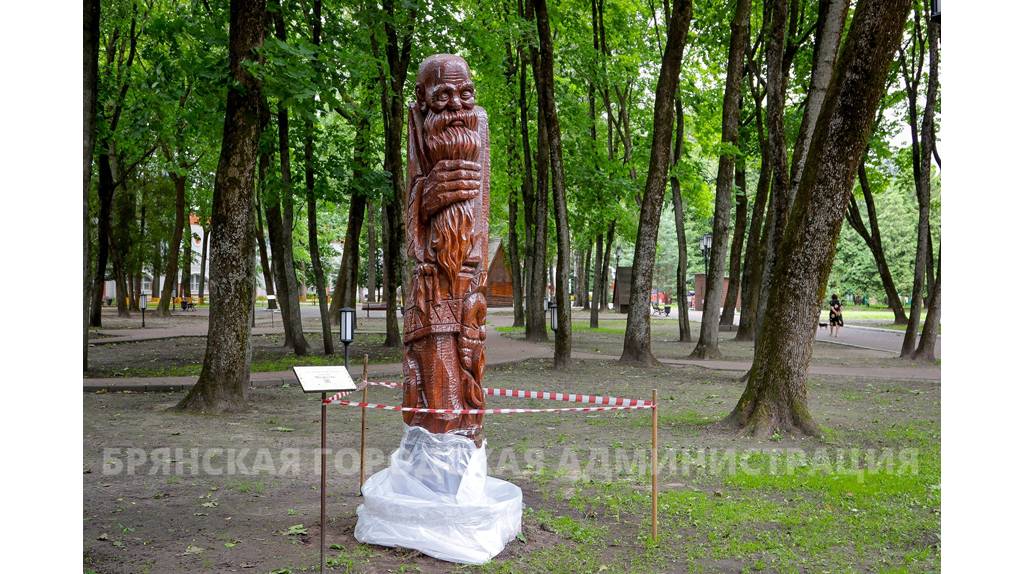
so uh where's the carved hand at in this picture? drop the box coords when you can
[422,159,482,220]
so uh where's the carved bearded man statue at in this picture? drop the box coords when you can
[356,56,520,564]
[403,54,489,444]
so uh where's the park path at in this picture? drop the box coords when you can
[83,318,553,391]
[83,307,938,391]
[672,308,939,357]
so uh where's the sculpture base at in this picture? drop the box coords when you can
[354,425,523,564]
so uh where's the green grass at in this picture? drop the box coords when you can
[476,417,940,572]
[497,319,643,336]
[103,353,393,378]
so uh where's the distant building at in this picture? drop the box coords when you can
[484,239,514,307]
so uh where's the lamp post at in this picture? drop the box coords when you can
[140,293,149,328]
[339,307,355,368]
[548,300,558,333]
[700,232,713,278]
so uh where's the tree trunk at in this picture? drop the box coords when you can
[581,242,592,310]
[271,5,309,356]
[600,222,614,312]
[255,184,275,299]
[84,0,100,367]
[305,123,333,354]
[720,153,748,327]
[914,255,940,360]
[901,18,939,358]
[302,0,333,355]
[334,194,367,315]
[524,0,550,343]
[178,0,266,412]
[726,0,911,437]
[376,0,415,348]
[735,57,771,341]
[846,160,907,324]
[198,224,209,304]
[590,232,603,328]
[691,0,748,359]
[620,0,693,365]
[752,0,794,343]
[108,153,133,318]
[670,97,692,342]
[534,0,573,368]
[181,218,193,299]
[365,201,377,303]
[89,152,114,327]
[159,174,186,316]
[507,134,525,327]
[265,188,295,345]
[788,0,850,200]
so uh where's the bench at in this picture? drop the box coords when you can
[363,302,387,317]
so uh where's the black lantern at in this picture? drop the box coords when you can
[140,293,149,328]
[700,232,713,277]
[339,307,355,366]
[548,300,558,332]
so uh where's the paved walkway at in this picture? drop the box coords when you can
[84,306,938,392]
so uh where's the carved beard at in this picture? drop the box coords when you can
[424,108,480,163]
[424,109,481,298]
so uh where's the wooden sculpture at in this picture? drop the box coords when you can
[402,54,490,444]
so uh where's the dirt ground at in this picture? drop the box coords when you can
[83,358,940,573]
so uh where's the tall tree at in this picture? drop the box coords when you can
[504,40,526,328]
[269,0,310,356]
[670,96,691,342]
[84,0,100,367]
[752,0,793,338]
[735,37,770,341]
[726,0,912,436]
[303,0,334,355]
[523,0,549,343]
[691,0,751,359]
[534,0,572,368]
[90,1,142,327]
[788,0,850,200]
[178,0,267,412]
[197,221,209,303]
[374,0,416,347]
[366,201,378,303]
[720,152,748,327]
[846,159,908,323]
[620,0,693,365]
[914,254,940,360]
[899,9,939,358]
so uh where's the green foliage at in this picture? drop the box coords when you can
[88,0,936,318]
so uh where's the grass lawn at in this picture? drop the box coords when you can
[85,333,404,378]
[83,359,939,573]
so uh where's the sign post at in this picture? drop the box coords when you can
[293,366,356,573]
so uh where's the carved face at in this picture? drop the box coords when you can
[417,56,480,164]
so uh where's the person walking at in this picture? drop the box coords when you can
[829,293,844,337]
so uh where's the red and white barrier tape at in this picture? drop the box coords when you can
[323,380,654,413]
[322,398,652,415]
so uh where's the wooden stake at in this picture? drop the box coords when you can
[359,354,369,493]
[651,388,659,542]
[319,390,326,573]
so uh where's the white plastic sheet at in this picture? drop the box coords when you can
[354,425,523,564]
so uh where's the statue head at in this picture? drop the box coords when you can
[415,54,480,164]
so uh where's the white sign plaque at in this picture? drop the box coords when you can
[293,366,357,394]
